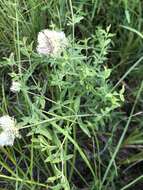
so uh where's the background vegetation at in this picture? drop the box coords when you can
[0,0,143,189]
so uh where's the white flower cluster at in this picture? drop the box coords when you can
[37,29,68,56]
[0,115,20,146]
[10,81,21,93]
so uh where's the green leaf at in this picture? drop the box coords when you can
[79,122,91,138]
[125,9,130,24]
[45,154,73,163]
[120,151,143,165]
[103,67,111,79]
[74,96,80,113]
[35,127,52,140]
[47,175,61,183]
[119,85,125,102]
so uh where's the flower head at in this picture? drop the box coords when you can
[10,81,21,93]
[0,115,20,146]
[37,29,68,56]
[0,115,15,130]
[0,131,15,146]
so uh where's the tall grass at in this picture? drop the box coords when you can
[0,0,143,189]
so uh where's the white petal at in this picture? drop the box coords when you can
[37,29,68,56]
[37,31,49,45]
[36,46,51,55]
[10,81,21,93]
[0,115,15,130]
[0,131,15,146]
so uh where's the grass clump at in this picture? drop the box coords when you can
[0,0,143,190]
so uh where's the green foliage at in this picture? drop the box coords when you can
[0,0,143,190]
